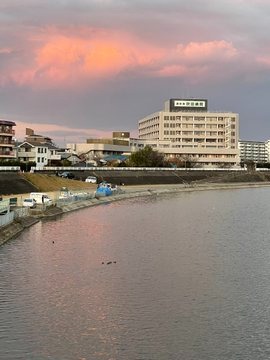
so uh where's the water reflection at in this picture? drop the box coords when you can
[1,188,270,359]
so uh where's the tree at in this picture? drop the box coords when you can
[61,159,72,167]
[242,159,256,172]
[167,155,198,168]
[127,145,167,167]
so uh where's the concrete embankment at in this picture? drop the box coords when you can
[0,217,39,246]
[1,181,270,246]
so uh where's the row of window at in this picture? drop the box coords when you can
[163,130,236,137]
[164,140,236,148]
[163,116,236,122]
[163,123,236,129]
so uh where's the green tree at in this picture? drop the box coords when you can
[127,145,167,167]
[61,159,72,166]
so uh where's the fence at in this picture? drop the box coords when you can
[0,199,14,227]
[56,191,94,207]
[13,207,30,219]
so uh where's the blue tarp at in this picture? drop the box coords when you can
[103,155,127,162]
[96,184,113,196]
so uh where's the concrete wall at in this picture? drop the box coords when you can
[0,211,14,227]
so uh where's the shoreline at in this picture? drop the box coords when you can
[1,181,270,246]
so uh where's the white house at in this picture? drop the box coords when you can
[17,141,61,166]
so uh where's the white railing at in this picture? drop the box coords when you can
[32,166,246,172]
[0,166,20,171]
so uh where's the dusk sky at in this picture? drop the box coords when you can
[1,0,270,145]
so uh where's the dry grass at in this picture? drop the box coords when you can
[21,173,97,192]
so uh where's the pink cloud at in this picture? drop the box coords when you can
[13,119,137,147]
[153,40,239,80]
[0,28,240,88]
[0,48,13,54]
[14,120,113,145]
[23,30,164,87]
[177,40,238,63]
[256,55,270,67]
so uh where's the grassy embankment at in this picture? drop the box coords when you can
[20,171,270,194]
[21,173,96,192]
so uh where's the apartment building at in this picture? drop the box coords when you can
[138,98,240,167]
[0,119,16,160]
[239,140,268,163]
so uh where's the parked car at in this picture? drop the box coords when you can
[58,171,75,179]
[30,192,53,205]
[23,198,37,208]
[85,176,97,183]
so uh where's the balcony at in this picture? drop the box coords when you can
[17,151,36,158]
[0,151,15,157]
[0,142,15,147]
[49,154,61,160]
[0,128,15,136]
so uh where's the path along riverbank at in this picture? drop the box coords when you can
[1,181,270,246]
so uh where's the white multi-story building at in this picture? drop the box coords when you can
[265,140,270,163]
[238,140,268,163]
[17,141,61,167]
[138,98,240,167]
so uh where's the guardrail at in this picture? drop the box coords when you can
[32,166,247,172]
[0,166,21,171]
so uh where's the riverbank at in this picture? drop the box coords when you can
[1,181,270,246]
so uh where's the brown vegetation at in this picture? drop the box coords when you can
[21,173,96,192]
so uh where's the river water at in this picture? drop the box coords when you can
[1,187,270,360]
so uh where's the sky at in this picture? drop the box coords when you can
[1,0,270,146]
